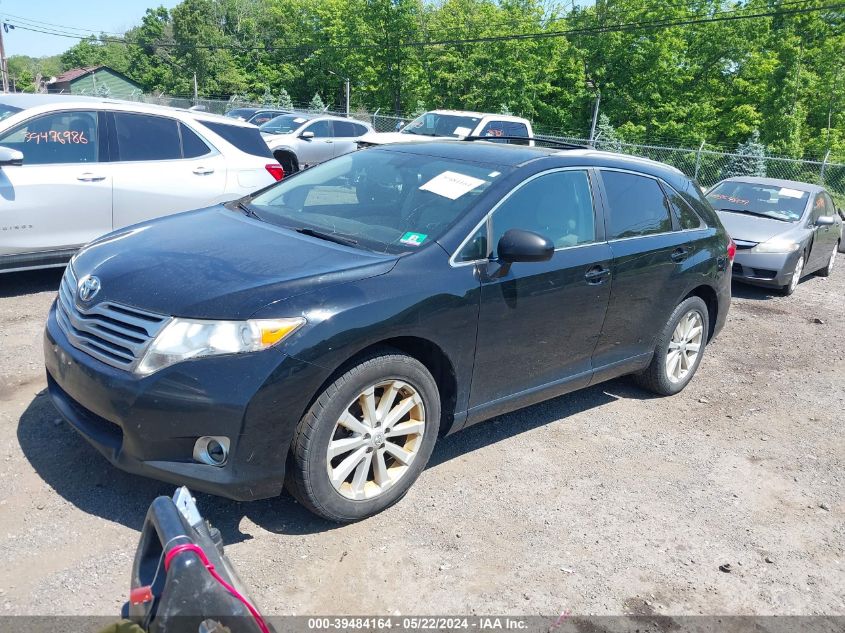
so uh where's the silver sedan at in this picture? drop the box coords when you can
[706,177,841,295]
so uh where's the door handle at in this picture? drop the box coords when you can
[193,167,215,175]
[671,247,690,263]
[585,265,611,284]
[77,173,106,182]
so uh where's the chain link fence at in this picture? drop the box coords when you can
[136,94,845,205]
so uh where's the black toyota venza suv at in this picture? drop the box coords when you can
[45,141,733,521]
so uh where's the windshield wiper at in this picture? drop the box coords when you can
[237,201,263,221]
[717,207,791,222]
[296,227,359,247]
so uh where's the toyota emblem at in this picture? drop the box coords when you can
[77,275,101,302]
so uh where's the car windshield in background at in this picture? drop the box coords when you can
[0,102,23,123]
[249,149,506,253]
[225,108,255,119]
[401,113,482,137]
[259,114,311,134]
[706,181,808,221]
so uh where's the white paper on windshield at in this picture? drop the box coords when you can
[293,117,307,123]
[779,187,806,199]
[419,171,486,200]
[453,126,472,137]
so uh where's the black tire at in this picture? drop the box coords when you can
[633,296,710,396]
[780,252,805,295]
[274,151,299,175]
[286,350,440,522]
[817,241,838,277]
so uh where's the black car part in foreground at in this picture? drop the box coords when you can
[46,141,733,522]
[127,487,271,633]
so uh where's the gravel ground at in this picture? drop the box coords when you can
[0,265,842,617]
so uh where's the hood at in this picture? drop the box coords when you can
[261,132,294,147]
[71,207,397,319]
[356,131,448,146]
[715,210,801,244]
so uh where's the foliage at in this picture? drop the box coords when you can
[722,130,768,179]
[309,92,326,112]
[277,88,294,110]
[595,114,622,152]
[32,0,845,162]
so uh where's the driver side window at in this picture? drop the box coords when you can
[304,120,332,138]
[490,170,596,257]
[0,110,99,165]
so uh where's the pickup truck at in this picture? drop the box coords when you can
[356,109,534,147]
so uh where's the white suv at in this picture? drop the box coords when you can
[0,94,281,273]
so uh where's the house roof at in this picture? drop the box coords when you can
[53,66,103,83]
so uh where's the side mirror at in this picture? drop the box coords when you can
[0,146,23,167]
[300,131,315,140]
[497,229,554,263]
[816,215,835,227]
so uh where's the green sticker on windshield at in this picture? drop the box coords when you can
[400,232,428,246]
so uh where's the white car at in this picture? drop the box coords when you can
[0,94,282,273]
[356,109,535,147]
[259,113,373,174]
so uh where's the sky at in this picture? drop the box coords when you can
[0,0,181,58]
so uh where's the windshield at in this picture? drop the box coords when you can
[400,112,482,138]
[706,181,808,221]
[248,149,506,253]
[225,108,255,119]
[259,114,311,135]
[0,102,23,123]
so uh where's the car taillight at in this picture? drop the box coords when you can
[727,238,737,264]
[265,164,284,181]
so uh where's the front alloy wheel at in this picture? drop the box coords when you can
[287,350,440,522]
[783,254,804,295]
[327,380,426,500]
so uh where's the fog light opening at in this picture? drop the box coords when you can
[193,436,230,467]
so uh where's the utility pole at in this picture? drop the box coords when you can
[0,22,9,93]
[587,79,601,145]
[193,71,198,106]
[345,76,350,117]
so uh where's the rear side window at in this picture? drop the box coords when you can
[601,171,673,239]
[333,120,364,137]
[199,121,273,158]
[353,123,369,136]
[114,113,181,161]
[480,120,530,145]
[180,123,211,158]
[0,110,99,164]
[663,185,704,230]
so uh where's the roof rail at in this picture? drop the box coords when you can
[461,136,588,149]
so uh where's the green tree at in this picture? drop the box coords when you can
[595,113,623,152]
[722,130,767,178]
[278,88,294,110]
[309,92,326,112]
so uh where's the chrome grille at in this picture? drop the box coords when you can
[56,266,171,371]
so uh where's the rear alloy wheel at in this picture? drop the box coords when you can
[633,296,710,396]
[818,242,838,277]
[287,351,440,522]
[781,254,804,295]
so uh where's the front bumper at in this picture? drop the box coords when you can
[731,249,799,289]
[44,301,325,501]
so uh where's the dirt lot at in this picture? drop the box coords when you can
[0,266,842,617]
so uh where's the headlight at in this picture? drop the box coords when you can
[136,317,304,376]
[752,238,801,254]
